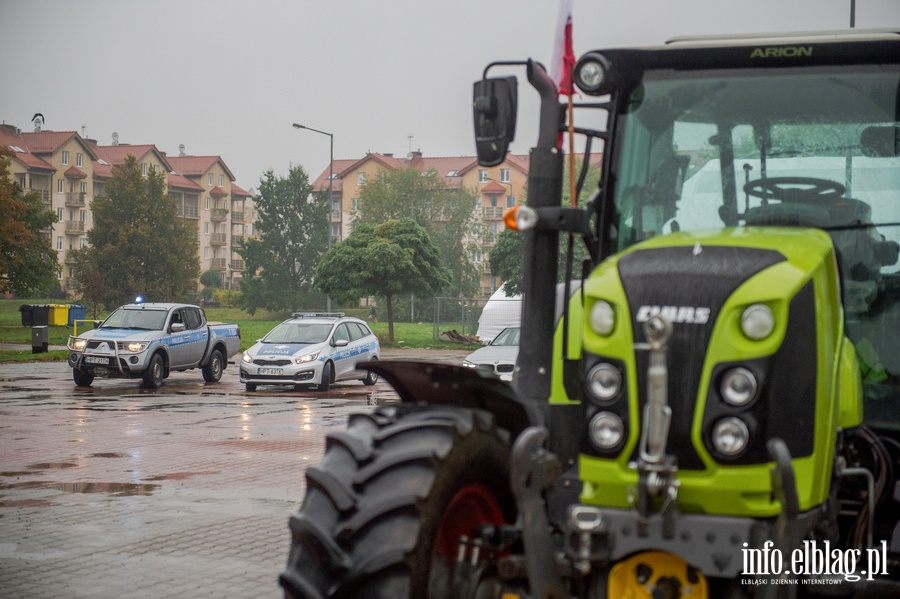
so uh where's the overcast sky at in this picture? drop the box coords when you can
[2,0,898,190]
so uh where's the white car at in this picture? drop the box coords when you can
[462,326,520,381]
[239,313,380,392]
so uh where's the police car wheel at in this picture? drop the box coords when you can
[317,362,332,392]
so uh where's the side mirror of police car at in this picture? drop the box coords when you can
[473,76,517,167]
[171,322,186,333]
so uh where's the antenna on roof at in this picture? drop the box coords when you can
[81,124,87,137]
[112,132,119,146]
[178,144,186,156]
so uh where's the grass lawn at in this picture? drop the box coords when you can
[0,300,473,362]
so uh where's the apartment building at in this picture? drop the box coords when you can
[0,122,255,295]
[311,150,597,296]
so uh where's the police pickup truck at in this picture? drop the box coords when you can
[67,302,241,388]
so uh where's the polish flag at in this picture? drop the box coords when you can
[549,0,575,96]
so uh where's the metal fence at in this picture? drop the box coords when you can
[432,296,522,343]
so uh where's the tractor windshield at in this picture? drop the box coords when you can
[610,64,900,427]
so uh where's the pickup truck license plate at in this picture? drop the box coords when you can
[258,368,283,375]
[85,356,109,365]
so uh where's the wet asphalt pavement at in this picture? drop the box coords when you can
[0,349,470,598]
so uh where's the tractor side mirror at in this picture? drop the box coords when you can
[473,76,518,167]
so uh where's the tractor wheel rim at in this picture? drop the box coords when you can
[434,483,505,562]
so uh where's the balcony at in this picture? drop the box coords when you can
[178,205,200,219]
[210,233,228,246]
[331,209,341,223]
[65,220,86,235]
[482,206,504,219]
[64,252,78,264]
[231,210,245,223]
[27,188,51,207]
[481,232,498,247]
[65,192,87,207]
[231,234,245,245]
[231,260,245,272]
[210,208,229,222]
[210,258,227,270]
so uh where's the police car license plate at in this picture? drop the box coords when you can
[258,368,283,375]
[85,356,109,365]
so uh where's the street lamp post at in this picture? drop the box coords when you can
[293,123,333,312]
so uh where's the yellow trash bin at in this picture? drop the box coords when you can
[48,304,70,326]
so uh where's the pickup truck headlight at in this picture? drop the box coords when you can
[68,337,87,351]
[295,351,319,364]
[121,341,148,353]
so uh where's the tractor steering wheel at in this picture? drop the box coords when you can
[743,177,846,203]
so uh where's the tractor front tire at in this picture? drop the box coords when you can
[280,405,515,599]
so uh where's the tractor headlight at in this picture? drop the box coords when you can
[294,351,319,364]
[590,300,615,336]
[574,52,612,95]
[741,303,775,340]
[711,417,750,457]
[720,367,758,406]
[587,362,621,401]
[589,411,625,450]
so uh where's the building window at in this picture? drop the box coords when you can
[62,151,69,165]
[57,208,63,221]
[208,173,213,186]
[219,174,224,186]
[76,153,83,167]
[79,238,86,249]
[490,196,498,207]
[80,210,86,222]
[351,198,360,212]
[507,195,515,208]
[203,247,209,259]
[18,175,26,188]
[56,236,63,250]
[205,198,210,210]
[500,168,510,182]
[81,182,87,193]
[478,169,488,183]
[57,179,64,193]
[204,222,209,234]
[357,172,366,186]
[142,163,148,176]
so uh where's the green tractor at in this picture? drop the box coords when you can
[281,29,900,598]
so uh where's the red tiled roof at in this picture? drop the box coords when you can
[167,155,235,182]
[0,130,57,172]
[96,144,173,172]
[209,185,228,198]
[92,161,113,179]
[19,130,78,153]
[64,166,87,179]
[480,180,509,194]
[230,183,252,198]
[166,172,204,191]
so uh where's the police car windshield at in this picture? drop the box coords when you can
[101,308,168,330]
[263,322,333,344]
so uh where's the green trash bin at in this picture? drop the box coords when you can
[49,304,70,327]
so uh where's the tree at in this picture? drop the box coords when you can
[200,269,222,302]
[0,150,59,296]
[237,166,327,314]
[316,219,451,341]
[488,158,600,295]
[355,167,480,296]
[72,156,199,308]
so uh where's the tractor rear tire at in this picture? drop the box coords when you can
[280,405,515,599]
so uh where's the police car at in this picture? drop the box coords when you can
[239,313,380,392]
